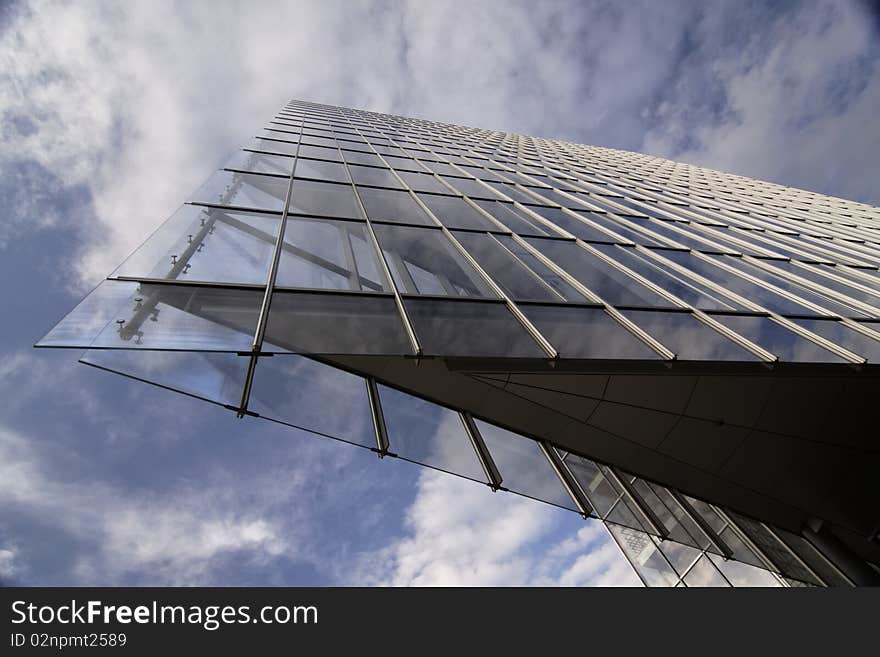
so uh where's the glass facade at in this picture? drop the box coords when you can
[38,99,880,587]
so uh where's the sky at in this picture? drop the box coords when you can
[0,0,878,586]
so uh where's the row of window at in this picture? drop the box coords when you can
[280,102,880,224]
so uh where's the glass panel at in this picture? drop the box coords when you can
[87,284,260,351]
[293,158,349,183]
[452,232,562,301]
[713,255,866,317]
[396,171,449,193]
[191,170,289,212]
[561,453,620,516]
[657,539,703,576]
[372,224,495,297]
[595,245,745,311]
[768,261,880,308]
[111,206,278,284]
[341,149,383,167]
[707,553,781,586]
[708,314,847,363]
[276,218,387,292]
[525,238,676,308]
[37,280,143,348]
[533,208,626,243]
[249,355,377,448]
[263,292,411,355]
[249,137,299,156]
[81,349,247,407]
[473,200,552,236]
[440,175,501,198]
[348,164,404,189]
[788,318,880,361]
[493,236,587,301]
[621,310,759,361]
[403,298,546,358]
[227,148,293,175]
[683,555,730,587]
[609,524,679,586]
[296,144,342,162]
[475,420,578,510]
[570,211,672,247]
[356,187,433,225]
[417,194,498,230]
[521,305,660,360]
[288,179,362,219]
[379,385,487,482]
[660,250,822,315]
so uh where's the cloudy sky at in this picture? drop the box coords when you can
[1,0,878,586]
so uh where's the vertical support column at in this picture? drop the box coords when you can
[539,442,593,519]
[460,413,503,491]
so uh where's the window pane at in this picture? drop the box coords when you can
[475,420,578,510]
[440,175,502,198]
[294,158,349,183]
[595,245,744,311]
[453,232,562,301]
[683,555,730,587]
[562,453,621,517]
[493,236,587,301]
[48,282,262,352]
[621,310,759,361]
[404,298,545,357]
[397,171,449,193]
[473,200,552,236]
[609,524,679,586]
[708,314,847,363]
[788,318,880,362]
[379,385,487,482]
[288,179,362,219]
[357,186,433,225]
[228,148,293,175]
[296,144,342,161]
[372,224,495,297]
[192,170,289,212]
[263,292,411,355]
[417,194,498,230]
[526,238,676,308]
[522,305,660,360]
[530,207,623,243]
[341,149,382,167]
[250,137,299,156]
[276,218,387,292]
[348,164,404,189]
[81,349,247,407]
[249,355,377,448]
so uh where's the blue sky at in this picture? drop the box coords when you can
[1,0,878,586]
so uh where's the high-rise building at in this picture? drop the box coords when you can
[38,99,880,586]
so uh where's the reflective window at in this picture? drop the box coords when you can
[263,292,411,354]
[82,349,248,408]
[357,187,433,225]
[475,420,577,510]
[562,453,621,517]
[296,144,342,162]
[608,524,679,586]
[250,137,300,156]
[227,148,293,176]
[249,356,378,448]
[660,250,823,315]
[276,218,386,292]
[570,211,671,247]
[440,175,501,198]
[708,314,847,363]
[294,158,349,183]
[342,149,383,167]
[764,261,880,309]
[453,232,563,301]
[621,310,759,361]
[493,236,587,301]
[192,170,289,212]
[417,194,498,230]
[348,164,404,189]
[788,318,880,362]
[112,205,281,285]
[683,555,729,587]
[473,201,552,236]
[288,179,362,218]
[525,239,676,308]
[379,385,487,482]
[521,305,660,359]
[372,224,495,297]
[530,207,623,243]
[88,283,261,352]
[403,298,546,357]
[396,171,449,193]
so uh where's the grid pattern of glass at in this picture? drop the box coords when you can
[38,99,880,587]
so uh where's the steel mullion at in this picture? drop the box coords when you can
[539,441,592,518]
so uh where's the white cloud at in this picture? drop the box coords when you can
[363,469,640,587]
